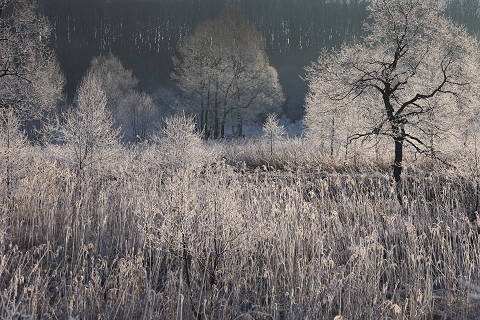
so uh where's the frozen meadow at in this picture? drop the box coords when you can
[1,0,480,319]
[1,115,480,319]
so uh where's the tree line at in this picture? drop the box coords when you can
[40,0,480,120]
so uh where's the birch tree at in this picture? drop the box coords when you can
[305,0,480,203]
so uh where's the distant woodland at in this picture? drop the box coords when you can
[41,0,480,119]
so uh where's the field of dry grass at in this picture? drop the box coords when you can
[1,130,480,319]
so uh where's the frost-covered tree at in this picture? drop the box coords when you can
[262,113,286,158]
[51,71,120,174]
[0,0,64,119]
[89,54,138,111]
[172,11,285,139]
[88,54,157,142]
[305,0,480,199]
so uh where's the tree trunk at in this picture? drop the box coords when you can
[5,115,12,214]
[200,92,205,134]
[213,82,219,139]
[330,116,335,157]
[205,79,211,138]
[384,91,406,207]
[221,109,227,138]
[393,132,405,207]
[214,106,219,139]
[237,112,243,137]
[393,138,404,184]
[204,109,210,139]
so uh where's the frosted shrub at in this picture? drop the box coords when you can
[149,114,216,174]
[135,115,218,253]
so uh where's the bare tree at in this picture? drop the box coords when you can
[0,0,64,119]
[262,113,286,159]
[172,11,284,139]
[50,71,120,174]
[305,0,480,203]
